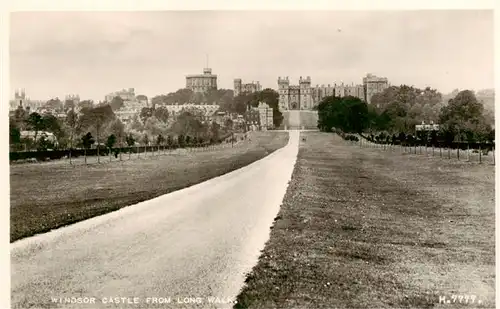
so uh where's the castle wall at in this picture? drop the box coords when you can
[279,74,388,110]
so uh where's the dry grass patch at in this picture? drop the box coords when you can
[235,132,494,309]
[10,132,288,242]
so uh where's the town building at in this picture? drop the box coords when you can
[105,88,136,102]
[164,103,220,123]
[244,108,260,131]
[186,68,218,93]
[277,74,389,110]
[233,79,262,97]
[257,102,274,130]
[9,89,44,112]
[115,106,142,124]
[65,94,81,112]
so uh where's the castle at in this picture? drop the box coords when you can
[105,88,136,102]
[277,74,389,110]
[233,79,262,97]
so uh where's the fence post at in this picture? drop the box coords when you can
[479,144,482,164]
[467,143,470,162]
[448,147,451,159]
[439,146,442,158]
[457,147,459,161]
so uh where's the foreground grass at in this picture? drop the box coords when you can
[235,132,494,309]
[10,131,288,243]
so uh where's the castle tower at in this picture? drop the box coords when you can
[363,73,389,104]
[234,78,242,97]
[278,76,290,110]
[299,76,312,110]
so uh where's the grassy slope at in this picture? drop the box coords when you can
[10,132,288,243]
[235,132,494,309]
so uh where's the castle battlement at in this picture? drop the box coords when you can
[277,74,389,110]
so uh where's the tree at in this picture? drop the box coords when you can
[224,118,234,131]
[79,105,115,163]
[166,135,174,147]
[42,114,64,142]
[13,106,29,130]
[65,110,80,163]
[171,111,204,137]
[151,95,169,107]
[81,132,95,164]
[177,134,185,147]
[109,96,125,111]
[9,119,21,149]
[231,94,250,115]
[106,134,117,150]
[156,134,165,145]
[110,119,125,144]
[66,110,79,140]
[81,132,95,149]
[140,107,154,123]
[142,133,150,146]
[216,89,235,110]
[439,90,491,142]
[78,100,94,111]
[125,133,135,146]
[144,116,165,137]
[44,98,63,111]
[128,114,144,131]
[210,121,220,140]
[125,133,136,159]
[153,106,169,123]
[37,133,52,151]
[26,112,45,143]
[317,95,370,133]
[343,96,370,133]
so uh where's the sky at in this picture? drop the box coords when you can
[9,10,494,102]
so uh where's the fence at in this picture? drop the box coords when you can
[354,134,495,165]
[10,132,237,164]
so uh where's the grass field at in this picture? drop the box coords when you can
[9,131,288,243]
[235,132,495,309]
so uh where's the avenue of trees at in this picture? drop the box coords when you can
[317,85,495,146]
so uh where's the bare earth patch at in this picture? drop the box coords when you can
[10,132,288,243]
[235,132,494,309]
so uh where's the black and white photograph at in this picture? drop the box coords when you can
[4,3,496,309]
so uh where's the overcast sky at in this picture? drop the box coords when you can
[9,10,494,102]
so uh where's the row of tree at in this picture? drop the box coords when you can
[317,86,494,144]
[10,101,229,153]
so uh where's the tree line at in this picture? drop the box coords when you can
[317,86,495,146]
